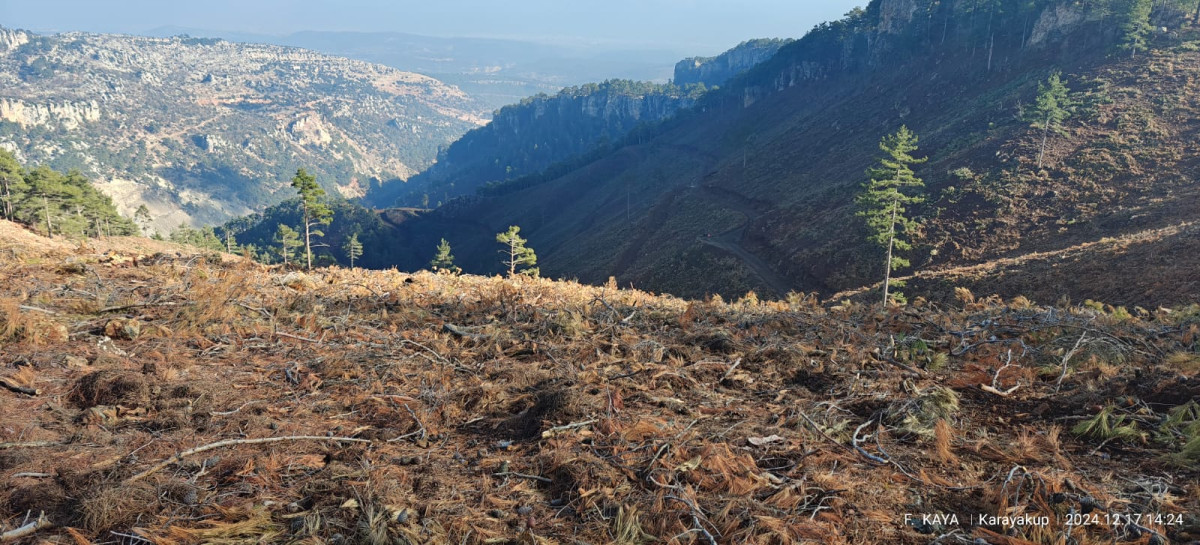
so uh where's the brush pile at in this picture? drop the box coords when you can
[0,238,1198,544]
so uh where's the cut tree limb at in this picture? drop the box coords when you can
[0,378,39,396]
[0,512,52,542]
[125,435,371,484]
[0,441,59,450]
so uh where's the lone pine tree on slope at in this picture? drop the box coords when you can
[857,125,926,306]
[1031,71,1072,169]
[496,225,538,277]
[431,238,460,274]
[291,168,333,270]
[343,232,363,268]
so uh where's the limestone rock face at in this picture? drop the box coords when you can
[674,39,790,87]
[0,28,482,231]
[1030,3,1086,46]
[0,26,29,53]
[877,0,920,35]
[0,98,101,130]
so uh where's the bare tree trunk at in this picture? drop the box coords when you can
[42,195,52,237]
[1038,111,1051,168]
[0,179,10,220]
[883,203,897,306]
[302,201,313,270]
[508,242,517,276]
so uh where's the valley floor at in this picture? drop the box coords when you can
[1,223,1198,544]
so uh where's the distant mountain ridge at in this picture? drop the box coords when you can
[0,25,482,231]
[143,27,689,111]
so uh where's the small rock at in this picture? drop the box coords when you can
[488,509,506,519]
[104,318,141,340]
[63,355,89,369]
[395,510,409,524]
[516,505,533,516]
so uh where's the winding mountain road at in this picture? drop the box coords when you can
[694,186,793,297]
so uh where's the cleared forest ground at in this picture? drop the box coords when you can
[1,223,1198,544]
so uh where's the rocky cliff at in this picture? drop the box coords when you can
[367,79,704,208]
[0,26,483,231]
[673,38,791,86]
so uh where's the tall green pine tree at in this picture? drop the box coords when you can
[290,168,333,270]
[1030,71,1072,169]
[496,226,538,277]
[343,232,364,268]
[857,126,926,305]
[0,149,23,222]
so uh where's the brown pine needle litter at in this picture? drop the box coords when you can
[0,240,1198,544]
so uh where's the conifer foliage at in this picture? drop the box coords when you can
[343,232,364,268]
[0,149,135,237]
[857,126,926,305]
[1031,72,1073,169]
[274,224,302,267]
[431,238,460,274]
[496,225,538,277]
[291,168,333,270]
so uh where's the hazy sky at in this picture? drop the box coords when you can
[0,0,865,54]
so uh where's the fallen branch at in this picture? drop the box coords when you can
[1056,332,1089,392]
[0,378,39,397]
[665,495,719,545]
[851,419,888,465]
[719,358,743,383]
[17,305,56,315]
[542,419,597,438]
[125,435,372,484]
[492,471,553,483]
[443,323,486,340]
[10,472,53,479]
[797,412,859,458]
[0,441,59,450]
[98,301,180,313]
[1,512,52,542]
[276,331,322,344]
[980,383,1020,397]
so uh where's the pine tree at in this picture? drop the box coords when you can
[1030,72,1072,169]
[134,205,153,235]
[496,225,538,277]
[274,224,302,266]
[0,149,23,221]
[23,166,65,237]
[343,232,363,268]
[1119,0,1153,57]
[290,168,333,270]
[857,126,926,305]
[431,238,460,274]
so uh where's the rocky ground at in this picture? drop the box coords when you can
[0,221,1198,544]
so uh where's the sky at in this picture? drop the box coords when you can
[0,0,865,55]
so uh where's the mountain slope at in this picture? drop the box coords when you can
[0,26,483,231]
[367,0,1200,308]
[367,80,706,208]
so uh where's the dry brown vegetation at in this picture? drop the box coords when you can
[1,224,1198,544]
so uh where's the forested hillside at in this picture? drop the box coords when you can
[0,148,135,238]
[360,0,1200,308]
